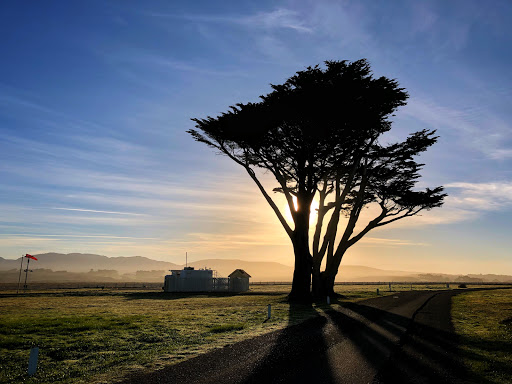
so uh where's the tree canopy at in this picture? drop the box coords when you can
[189,59,446,301]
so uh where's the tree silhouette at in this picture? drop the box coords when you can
[189,59,446,301]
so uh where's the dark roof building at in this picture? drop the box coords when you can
[228,269,251,292]
[228,269,251,278]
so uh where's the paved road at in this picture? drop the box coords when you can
[119,290,467,384]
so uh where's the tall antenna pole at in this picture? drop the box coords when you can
[17,255,24,294]
[23,257,31,292]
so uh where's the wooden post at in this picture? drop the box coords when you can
[267,304,271,319]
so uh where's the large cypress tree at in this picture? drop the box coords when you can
[189,59,445,301]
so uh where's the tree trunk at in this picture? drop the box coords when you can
[318,272,336,298]
[320,247,347,297]
[312,271,334,299]
[311,262,322,298]
[288,229,312,302]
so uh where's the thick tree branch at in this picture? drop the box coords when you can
[346,207,388,248]
[220,143,294,238]
[317,159,360,260]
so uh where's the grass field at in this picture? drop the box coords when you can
[452,289,512,384]
[0,283,474,383]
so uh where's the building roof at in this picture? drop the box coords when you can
[228,269,251,278]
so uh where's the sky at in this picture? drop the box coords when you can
[1,0,511,275]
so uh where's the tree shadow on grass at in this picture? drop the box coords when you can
[119,291,506,384]
[118,299,326,384]
[238,301,335,383]
[452,334,512,384]
[244,293,486,383]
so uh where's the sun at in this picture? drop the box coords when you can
[284,196,320,225]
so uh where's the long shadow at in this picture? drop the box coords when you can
[371,313,468,382]
[238,301,335,383]
[119,290,504,384]
[119,299,326,384]
[324,294,472,383]
[240,292,480,383]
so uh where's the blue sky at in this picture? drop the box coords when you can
[1,0,511,274]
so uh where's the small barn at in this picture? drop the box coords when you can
[228,269,251,292]
[164,267,213,292]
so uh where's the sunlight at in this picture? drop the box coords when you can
[284,196,320,225]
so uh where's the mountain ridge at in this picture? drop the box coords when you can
[0,252,511,282]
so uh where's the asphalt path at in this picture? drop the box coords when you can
[119,290,468,384]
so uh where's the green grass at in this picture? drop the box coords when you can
[0,286,318,383]
[209,323,247,333]
[452,289,512,384]
[0,283,468,383]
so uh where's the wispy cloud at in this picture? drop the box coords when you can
[358,237,429,247]
[0,87,114,136]
[138,7,314,66]
[404,96,512,159]
[187,231,289,248]
[103,50,250,78]
[146,8,313,33]
[51,208,148,216]
[368,181,512,228]
[446,182,512,210]
[243,8,313,33]
[1,234,157,240]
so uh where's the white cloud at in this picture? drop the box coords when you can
[244,8,313,33]
[446,182,512,210]
[380,181,512,228]
[404,97,512,159]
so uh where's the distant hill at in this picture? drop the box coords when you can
[0,253,179,274]
[1,253,511,283]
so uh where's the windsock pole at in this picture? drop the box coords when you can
[17,255,24,294]
[23,257,30,292]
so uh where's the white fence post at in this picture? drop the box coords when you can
[28,347,39,376]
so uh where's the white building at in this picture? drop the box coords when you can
[163,267,251,293]
[164,267,213,292]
